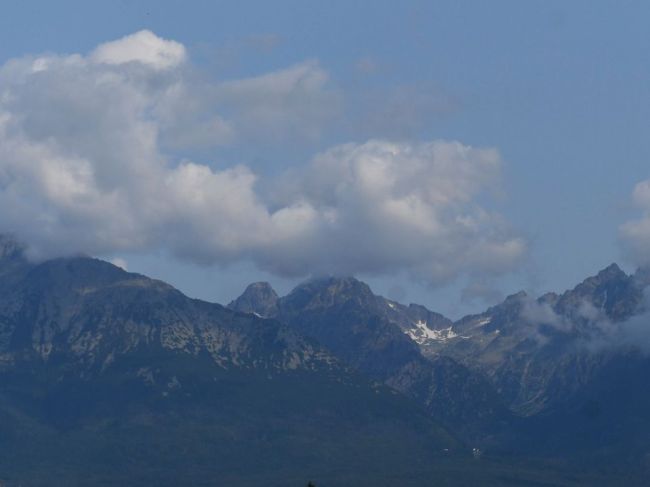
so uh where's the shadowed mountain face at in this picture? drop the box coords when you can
[230,277,514,447]
[230,268,650,468]
[0,246,476,486]
[0,257,333,373]
[432,264,650,461]
[437,264,649,415]
[227,281,279,318]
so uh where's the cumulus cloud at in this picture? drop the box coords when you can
[620,180,650,266]
[0,31,526,286]
[90,30,186,70]
[266,140,526,281]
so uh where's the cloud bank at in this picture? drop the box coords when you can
[0,30,525,286]
[518,291,650,352]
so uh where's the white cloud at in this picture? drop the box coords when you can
[90,30,186,70]
[516,289,650,352]
[0,31,526,286]
[521,298,572,332]
[258,140,526,282]
[110,258,128,271]
[620,180,650,266]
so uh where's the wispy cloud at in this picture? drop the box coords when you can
[620,180,650,267]
[517,289,650,352]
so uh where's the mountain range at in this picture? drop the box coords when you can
[0,234,648,485]
[229,263,650,474]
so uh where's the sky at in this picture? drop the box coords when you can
[0,0,649,318]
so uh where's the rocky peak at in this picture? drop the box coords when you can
[405,303,453,330]
[538,291,559,305]
[576,263,627,293]
[556,263,638,321]
[597,262,626,279]
[281,276,377,312]
[228,282,279,317]
[486,290,528,315]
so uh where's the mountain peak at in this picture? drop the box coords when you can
[505,290,528,301]
[228,281,279,317]
[572,263,628,295]
[282,276,376,312]
[247,281,276,293]
[295,276,373,296]
[555,262,637,320]
[595,263,626,281]
[473,290,528,323]
[311,275,371,293]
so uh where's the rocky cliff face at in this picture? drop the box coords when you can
[0,257,337,375]
[227,281,279,318]
[230,276,513,446]
[423,264,650,417]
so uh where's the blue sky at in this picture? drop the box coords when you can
[1,1,649,318]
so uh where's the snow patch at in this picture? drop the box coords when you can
[405,320,458,344]
[474,317,492,327]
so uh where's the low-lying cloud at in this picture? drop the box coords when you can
[519,291,650,352]
[0,30,526,286]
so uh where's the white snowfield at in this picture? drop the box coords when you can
[404,320,459,344]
